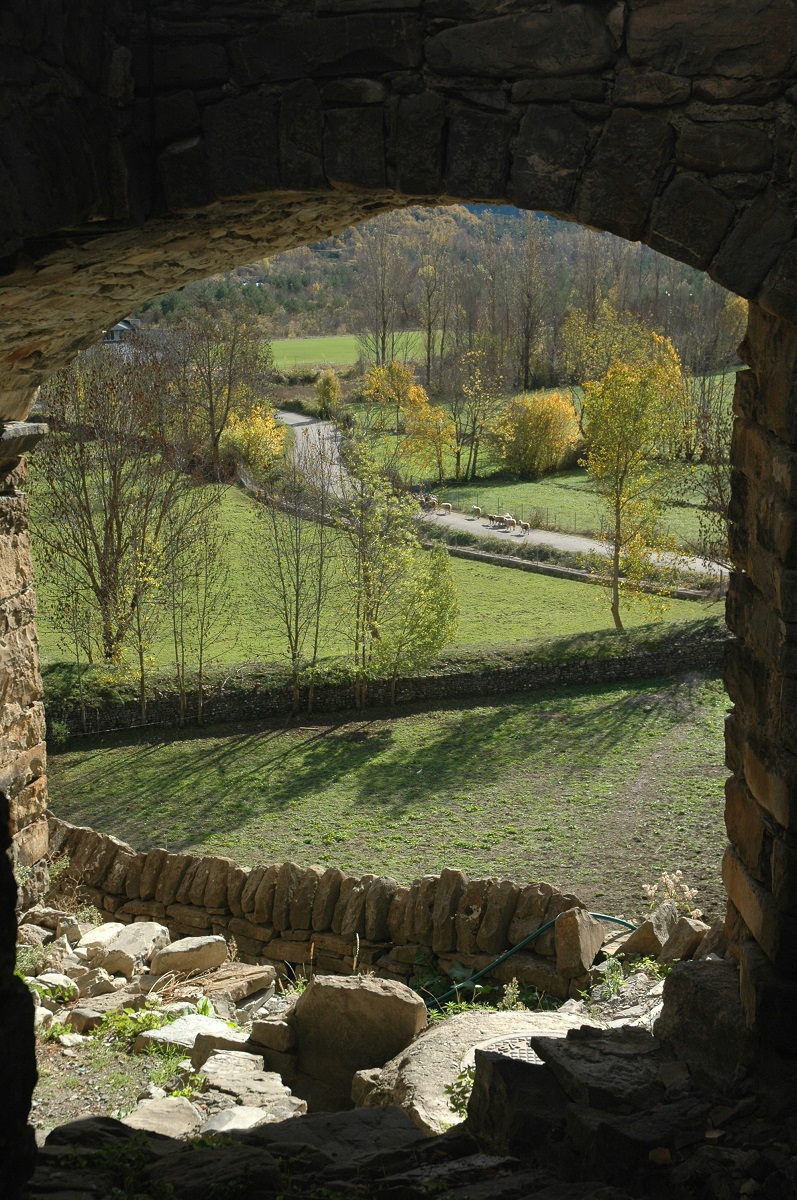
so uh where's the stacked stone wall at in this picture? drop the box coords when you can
[53,625,727,737]
[48,817,593,1002]
[723,306,797,1051]
[0,458,47,893]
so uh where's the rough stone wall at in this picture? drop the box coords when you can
[724,304,797,1057]
[0,453,47,894]
[51,623,727,737]
[48,816,588,1001]
[2,3,797,421]
[2,0,797,1165]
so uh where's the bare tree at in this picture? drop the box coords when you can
[353,212,416,367]
[252,431,338,713]
[32,341,199,664]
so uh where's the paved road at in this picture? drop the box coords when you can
[275,412,725,578]
[418,507,726,578]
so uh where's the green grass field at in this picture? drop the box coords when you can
[47,671,728,922]
[32,485,721,672]
[271,332,428,369]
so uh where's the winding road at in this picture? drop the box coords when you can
[275,411,725,578]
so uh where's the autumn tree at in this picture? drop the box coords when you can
[489,390,579,479]
[352,212,416,366]
[166,304,274,477]
[401,393,456,485]
[218,403,284,485]
[581,335,684,629]
[315,368,344,420]
[164,491,232,725]
[363,359,427,434]
[335,442,420,708]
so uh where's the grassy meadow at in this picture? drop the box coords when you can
[46,671,728,922]
[32,485,722,673]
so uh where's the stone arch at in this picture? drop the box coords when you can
[3,1,797,1188]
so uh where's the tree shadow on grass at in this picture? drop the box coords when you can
[49,674,713,853]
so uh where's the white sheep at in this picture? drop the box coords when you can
[440,502,452,514]
[471,506,482,519]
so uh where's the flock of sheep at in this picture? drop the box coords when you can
[420,494,531,536]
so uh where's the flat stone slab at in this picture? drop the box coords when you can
[362,1009,593,1135]
[134,1014,239,1054]
[150,936,228,976]
[200,1106,274,1135]
[199,1050,306,1118]
[531,1026,665,1111]
[121,1096,202,1138]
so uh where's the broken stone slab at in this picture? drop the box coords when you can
[142,1145,281,1199]
[121,1096,202,1138]
[555,908,606,979]
[200,1106,273,1135]
[693,918,728,961]
[467,1049,570,1156]
[20,906,72,931]
[658,917,711,964]
[249,1019,295,1053]
[17,922,52,946]
[91,922,170,979]
[190,1027,261,1070]
[149,935,228,976]
[34,971,79,1001]
[77,922,126,953]
[619,901,677,958]
[292,974,426,1100]
[33,1006,53,1032]
[362,1009,592,1135]
[76,968,118,999]
[199,1050,306,1117]
[654,959,752,1090]
[240,1105,423,1165]
[531,1026,665,1112]
[134,1013,240,1054]
[66,1007,104,1034]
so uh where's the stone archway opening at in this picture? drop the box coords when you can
[4,1,797,1191]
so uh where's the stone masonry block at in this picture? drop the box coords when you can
[289,865,324,931]
[722,844,797,974]
[725,776,770,880]
[649,173,735,270]
[431,868,466,954]
[575,109,674,242]
[312,867,344,932]
[476,880,520,955]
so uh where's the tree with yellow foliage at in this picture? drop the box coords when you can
[581,334,684,630]
[362,359,427,433]
[401,394,456,484]
[488,390,579,479]
[219,404,284,483]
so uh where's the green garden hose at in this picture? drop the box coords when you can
[427,911,638,1009]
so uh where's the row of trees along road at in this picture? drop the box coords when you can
[33,329,458,720]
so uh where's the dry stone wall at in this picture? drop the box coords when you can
[0,455,47,896]
[47,816,593,1002]
[52,622,728,737]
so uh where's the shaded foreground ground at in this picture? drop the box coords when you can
[47,672,728,922]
